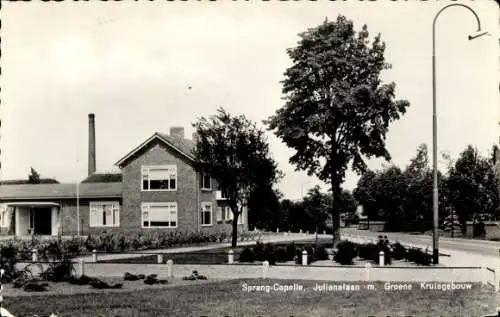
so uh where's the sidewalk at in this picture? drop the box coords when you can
[75,233,326,263]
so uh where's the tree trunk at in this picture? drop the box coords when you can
[231,212,239,248]
[331,181,341,247]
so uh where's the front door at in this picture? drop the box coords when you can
[33,207,52,235]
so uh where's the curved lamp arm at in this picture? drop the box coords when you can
[433,3,482,55]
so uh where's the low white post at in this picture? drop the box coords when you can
[228,250,234,264]
[299,229,303,234]
[306,230,309,235]
[323,230,326,235]
[78,259,85,277]
[302,250,308,266]
[276,228,279,233]
[262,261,269,278]
[365,263,371,281]
[481,267,487,287]
[167,259,174,278]
[31,249,38,262]
[157,254,164,264]
[92,249,97,263]
[379,251,385,266]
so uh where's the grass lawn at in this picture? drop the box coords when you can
[2,279,499,317]
[101,239,333,265]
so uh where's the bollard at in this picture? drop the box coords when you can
[78,259,85,278]
[306,230,309,235]
[365,263,371,281]
[277,228,279,233]
[302,250,308,266]
[262,261,269,278]
[299,229,303,234]
[481,267,487,287]
[167,259,174,278]
[228,250,234,264]
[379,251,385,266]
[157,254,164,264]
[92,249,97,263]
[323,230,326,235]
[31,249,38,262]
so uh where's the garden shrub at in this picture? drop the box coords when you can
[285,242,296,261]
[263,243,276,265]
[333,240,357,265]
[357,243,379,262]
[275,246,288,262]
[40,257,75,282]
[314,246,329,261]
[405,247,431,266]
[391,242,407,260]
[253,241,265,261]
[238,247,255,263]
[376,239,392,265]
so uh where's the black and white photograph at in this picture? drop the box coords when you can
[0,0,499,316]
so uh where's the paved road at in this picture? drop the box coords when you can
[341,228,500,268]
[341,228,500,257]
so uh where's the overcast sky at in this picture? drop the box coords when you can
[1,0,498,200]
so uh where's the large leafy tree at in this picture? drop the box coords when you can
[446,145,499,229]
[192,108,282,247]
[247,186,283,231]
[303,185,331,234]
[265,15,410,244]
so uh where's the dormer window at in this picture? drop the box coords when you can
[201,173,212,191]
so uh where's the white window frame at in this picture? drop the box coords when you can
[0,205,7,228]
[200,202,213,226]
[141,165,177,192]
[141,202,178,228]
[201,173,212,191]
[225,207,233,222]
[216,206,223,222]
[90,201,120,227]
[238,208,244,225]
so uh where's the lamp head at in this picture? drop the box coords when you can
[468,30,490,40]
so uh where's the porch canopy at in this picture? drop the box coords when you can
[6,202,60,207]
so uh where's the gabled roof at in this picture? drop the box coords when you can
[115,133,195,168]
[82,173,122,183]
[0,183,122,200]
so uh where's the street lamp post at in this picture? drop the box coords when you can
[432,3,487,265]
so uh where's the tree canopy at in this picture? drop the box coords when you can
[192,107,282,247]
[266,15,410,243]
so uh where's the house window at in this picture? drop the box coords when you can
[90,201,120,227]
[200,202,212,226]
[201,173,212,190]
[142,165,177,191]
[225,207,233,221]
[216,207,223,222]
[142,202,177,228]
[238,209,244,225]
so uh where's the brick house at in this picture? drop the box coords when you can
[0,114,248,236]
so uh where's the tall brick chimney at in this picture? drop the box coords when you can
[170,127,185,139]
[88,113,96,176]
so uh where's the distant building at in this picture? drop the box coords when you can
[0,114,247,236]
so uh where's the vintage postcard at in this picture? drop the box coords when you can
[0,0,499,316]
